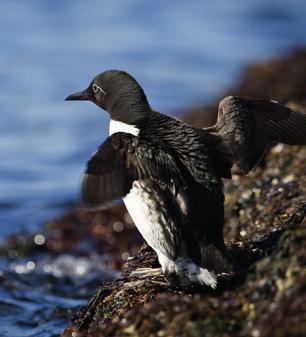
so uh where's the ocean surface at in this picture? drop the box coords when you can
[0,0,306,336]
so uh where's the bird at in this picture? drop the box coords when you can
[66,69,306,288]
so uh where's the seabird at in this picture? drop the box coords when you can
[66,70,306,288]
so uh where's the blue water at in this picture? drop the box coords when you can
[1,0,306,336]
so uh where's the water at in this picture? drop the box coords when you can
[0,0,306,335]
[0,254,117,336]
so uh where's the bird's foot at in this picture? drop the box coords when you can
[125,279,166,288]
[130,267,163,279]
[114,278,167,299]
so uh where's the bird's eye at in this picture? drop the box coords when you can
[92,83,106,95]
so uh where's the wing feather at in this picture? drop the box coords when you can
[81,132,186,208]
[207,96,306,174]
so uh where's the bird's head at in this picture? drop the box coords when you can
[65,70,151,124]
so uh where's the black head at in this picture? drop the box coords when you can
[65,70,151,123]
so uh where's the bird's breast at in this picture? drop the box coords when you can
[123,180,175,254]
[123,180,162,243]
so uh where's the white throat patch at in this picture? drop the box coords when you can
[109,119,140,136]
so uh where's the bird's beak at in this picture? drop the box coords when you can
[65,88,92,101]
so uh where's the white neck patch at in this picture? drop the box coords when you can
[109,119,140,136]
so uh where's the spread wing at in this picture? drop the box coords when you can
[206,96,306,175]
[82,132,186,208]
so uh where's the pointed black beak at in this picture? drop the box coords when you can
[65,88,92,101]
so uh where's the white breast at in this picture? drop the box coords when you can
[123,181,162,251]
[109,119,140,136]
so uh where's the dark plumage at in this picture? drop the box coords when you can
[66,70,306,288]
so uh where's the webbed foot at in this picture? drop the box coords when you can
[130,267,163,279]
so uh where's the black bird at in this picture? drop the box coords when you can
[66,70,306,288]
